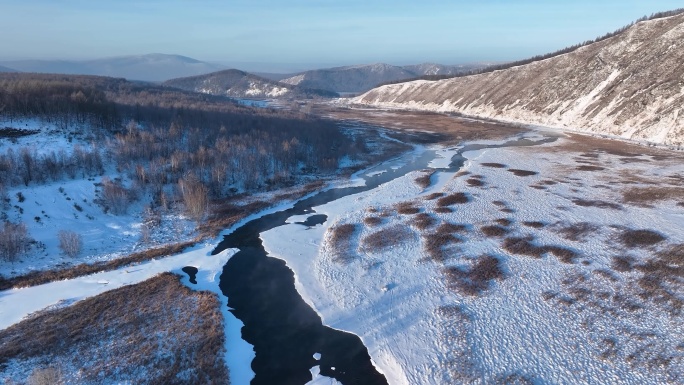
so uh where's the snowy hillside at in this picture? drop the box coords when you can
[354,13,684,146]
[164,69,338,99]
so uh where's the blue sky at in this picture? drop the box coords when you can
[1,1,681,71]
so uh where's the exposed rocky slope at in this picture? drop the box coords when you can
[0,54,226,82]
[164,69,338,99]
[354,13,684,146]
[279,63,482,93]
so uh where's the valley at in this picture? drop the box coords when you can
[1,5,683,385]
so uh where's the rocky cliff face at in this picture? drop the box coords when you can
[354,13,684,146]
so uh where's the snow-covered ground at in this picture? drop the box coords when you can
[262,135,684,384]
[0,244,256,384]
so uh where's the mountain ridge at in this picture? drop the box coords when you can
[354,12,684,146]
[0,54,226,82]
[163,69,338,99]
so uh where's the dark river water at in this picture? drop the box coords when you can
[213,134,558,384]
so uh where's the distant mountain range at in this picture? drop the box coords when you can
[163,69,338,99]
[0,65,17,73]
[354,11,684,146]
[0,54,226,82]
[261,63,485,93]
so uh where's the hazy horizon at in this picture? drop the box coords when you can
[1,1,682,73]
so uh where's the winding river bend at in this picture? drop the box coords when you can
[213,134,557,384]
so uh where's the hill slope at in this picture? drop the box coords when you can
[164,69,338,99]
[354,13,684,146]
[0,65,18,73]
[0,54,225,82]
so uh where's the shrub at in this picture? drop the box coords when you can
[363,216,383,227]
[58,230,82,258]
[424,192,445,201]
[178,174,208,222]
[522,221,546,228]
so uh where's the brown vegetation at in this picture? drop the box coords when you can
[436,193,470,206]
[480,225,510,237]
[522,221,546,228]
[361,225,414,251]
[363,216,384,227]
[424,192,445,200]
[480,163,507,168]
[434,207,453,213]
[423,223,468,262]
[328,223,358,263]
[0,273,228,384]
[443,255,506,296]
[507,169,538,177]
[622,187,684,205]
[619,229,667,248]
[572,198,622,210]
[0,221,31,262]
[502,236,579,263]
[552,222,600,242]
[410,213,436,230]
[466,178,485,187]
[395,201,421,215]
[575,165,606,171]
[414,170,434,189]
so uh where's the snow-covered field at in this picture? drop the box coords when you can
[262,135,684,384]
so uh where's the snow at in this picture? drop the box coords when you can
[261,136,684,384]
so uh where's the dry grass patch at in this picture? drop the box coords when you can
[434,207,453,213]
[466,178,485,187]
[576,165,606,171]
[522,221,546,229]
[552,222,600,242]
[502,236,579,263]
[480,225,510,237]
[361,225,414,252]
[0,273,228,384]
[480,162,507,168]
[437,192,470,206]
[424,192,445,200]
[423,223,468,262]
[619,229,667,248]
[508,169,538,177]
[395,201,421,215]
[328,223,358,263]
[414,170,435,189]
[622,187,684,206]
[363,216,384,227]
[443,255,506,296]
[495,218,513,226]
[571,198,622,210]
[410,213,436,230]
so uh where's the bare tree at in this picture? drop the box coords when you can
[0,221,30,262]
[58,230,82,258]
[178,173,208,222]
[100,177,130,215]
[27,367,63,385]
